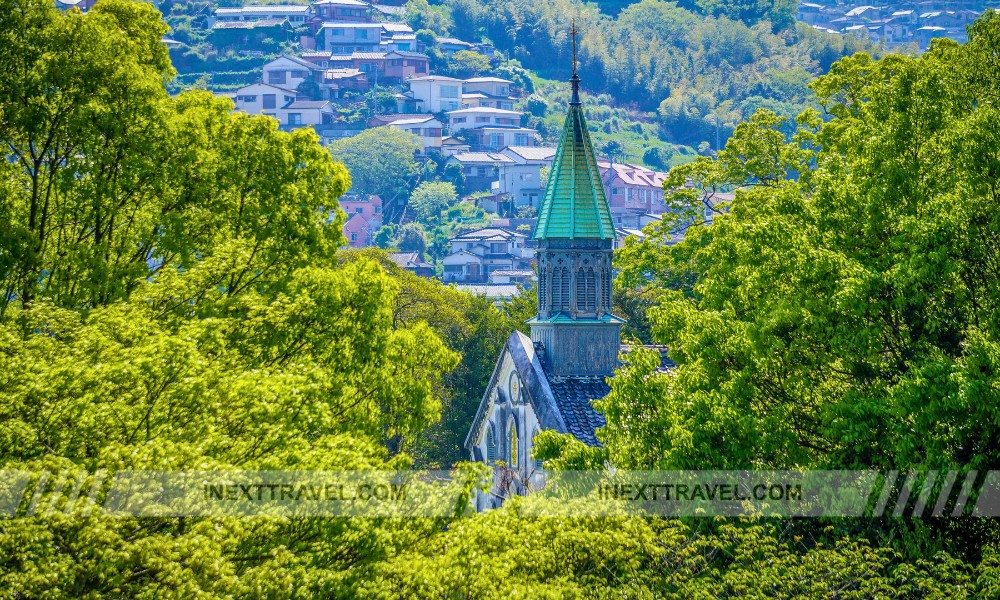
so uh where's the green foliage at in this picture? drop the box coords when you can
[447,49,492,78]
[396,222,428,254]
[607,13,1000,479]
[409,181,458,224]
[405,0,453,36]
[447,0,884,147]
[330,128,423,223]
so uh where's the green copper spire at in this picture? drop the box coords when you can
[533,36,614,240]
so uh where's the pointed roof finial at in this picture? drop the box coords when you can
[570,20,581,105]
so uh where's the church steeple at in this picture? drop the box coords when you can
[534,24,614,241]
[528,33,623,378]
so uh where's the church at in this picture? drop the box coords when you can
[463,60,670,510]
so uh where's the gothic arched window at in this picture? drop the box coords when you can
[486,424,497,463]
[508,418,518,468]
[559,267,570,311]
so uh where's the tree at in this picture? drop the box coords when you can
[602,19,1000,566]
[642,145,673,170]
[330,127,422,223]
[448,50,491,78]
[405,0,453,36]
[409,181,458,225]
[396,222,428,254]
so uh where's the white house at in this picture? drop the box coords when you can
[407,76,464,113]
[466,126,537,152]
[377,115,443,154]
[233,83,298,117]
[442,227,532,283]
[446,107,523,132]
[463,77,513,98]
[262,55,323,92]
[319,23,384,53]
[214,5,311,24]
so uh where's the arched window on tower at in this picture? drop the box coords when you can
[551,267,562,312]
[576,267,586,310]
[602,265,612,310]
[586,267,596,311]
[560,267,570,311]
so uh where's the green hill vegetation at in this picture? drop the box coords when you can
[4,1,1000,597]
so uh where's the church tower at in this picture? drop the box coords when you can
[528,33,623,377]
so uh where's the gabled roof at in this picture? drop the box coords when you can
[464,77,513,84]
[534,77,614,240]
[446,107,522,117]
[264,54,319,71]
[502,146,557,162]
[447,152,514,165]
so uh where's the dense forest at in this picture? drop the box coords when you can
[2,0,1000,597]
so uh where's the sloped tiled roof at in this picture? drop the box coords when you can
[547,377,610,446]
[534,78,615,240]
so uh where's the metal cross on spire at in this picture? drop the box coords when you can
[570,20,581,105]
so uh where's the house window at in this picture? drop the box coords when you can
[238,95,257,103]
[490,242,504,254]
[475,116,491,123]
[357,29,368,38]
[287,113,301,125]
[508,418,518,468]
[515,134,528,146]
[612,187,623,196]
[262,94,276,109]
[351,232,358,241]
[441,85,459,98]
[268,71,287,84]
[453,117,467,124]
[490,133,503,148]
[355,207,363,214]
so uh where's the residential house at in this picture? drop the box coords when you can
[463,77,514,98]
[214,5,311,24]
[312,0,372,23]
[56,0,97,11]
[340,194,382,247]
[280,100,334,129]
[447,107,522,132]
[446,107,534,151]
[436,37,477,56]
[465,127,538,152]
[319,23,384,53]
[445,152,515,192]
[322,68,369,98]
[389,252,435,277]
[597,161,669,229]
[452,284,523,302]
[262,55,324,94]
[493,146,557,210]
[442,227,533,283]
[233,83,298,118]
[375,115,444,154]
[441,136,472,156]
[461,77,517,110]
[407,76,464,113]
[461,93,515,111]
[232,83,334,130]
[488,270,537,287]
[348,51,430,82]
[211,19,291,51]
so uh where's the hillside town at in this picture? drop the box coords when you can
[797,0,998,47]
[121,0,690,296]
